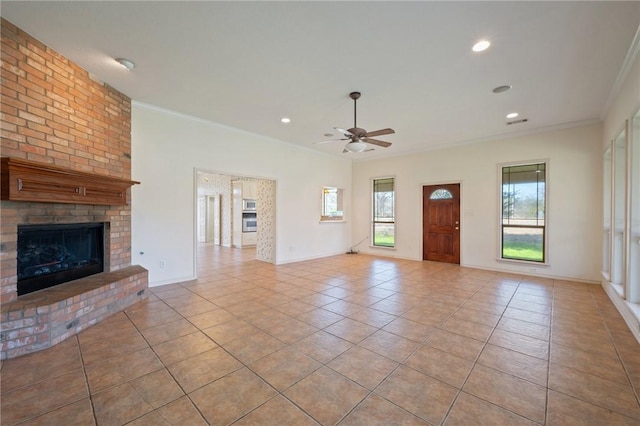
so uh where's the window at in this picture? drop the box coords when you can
[629,111,640,302]
[373,177,395,247]
[501,162,546,262]
[430,189,453,199]
[612,128,627,288]
[603,147,612,279]
[321,187,343,221]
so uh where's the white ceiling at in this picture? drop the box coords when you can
[3,1,639,160]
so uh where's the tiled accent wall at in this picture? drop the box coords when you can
[0,19,146,358]
[0,19,134,303]
[256,179,276,263]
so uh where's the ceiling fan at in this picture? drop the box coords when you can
[316,92,395,153]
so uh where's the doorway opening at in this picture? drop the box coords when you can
[422,183,461,264]
[195,170,276,265]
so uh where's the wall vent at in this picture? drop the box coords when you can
[506,118,529,126]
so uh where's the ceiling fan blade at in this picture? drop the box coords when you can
[363,138,392,148]
[334,127,354,137]
[364,128,395,137]
[313,138,349,145]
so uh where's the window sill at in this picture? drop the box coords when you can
[319,220,346,224]
[496,258,550,267]
[610,282,624,297]
[370,245,396,250]
[628,302,640,322]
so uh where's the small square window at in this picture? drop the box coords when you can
[321,187,343,221]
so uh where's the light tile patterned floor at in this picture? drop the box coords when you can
[2,244,640,425]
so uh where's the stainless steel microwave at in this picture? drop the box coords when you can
[243,199,256,211]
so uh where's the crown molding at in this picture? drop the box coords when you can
[601,24,640,119]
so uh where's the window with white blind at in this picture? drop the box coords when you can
[373,177,395,247]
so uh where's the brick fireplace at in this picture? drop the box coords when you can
[0,19,148,359]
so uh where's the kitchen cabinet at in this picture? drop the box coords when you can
[232,180,257,247]
[242,181,257,199]
[242,231,257,246]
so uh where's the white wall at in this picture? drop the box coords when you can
[352,123,603,282]
[131,103,352,286]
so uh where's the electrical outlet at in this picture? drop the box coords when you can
[159,261,166,269]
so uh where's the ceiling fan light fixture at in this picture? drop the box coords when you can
[315,91,393,154]
[346,141,367,152]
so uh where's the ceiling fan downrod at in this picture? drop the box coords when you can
[350,91,360,130]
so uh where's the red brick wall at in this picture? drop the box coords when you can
[0,19,133,303]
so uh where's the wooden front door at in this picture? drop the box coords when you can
[423,183,460,264]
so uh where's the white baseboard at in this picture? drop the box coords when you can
[275,250,352,265]
[462,262,600,284]
[148,275,197,288]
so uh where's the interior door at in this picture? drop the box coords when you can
[423,183,460,264]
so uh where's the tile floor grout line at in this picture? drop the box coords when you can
[543,278,557,425]
[437,276,498,426]
[7,245,640,424]
[595,290,640,407]
[232,276,428,424]
[438,275,519,425]
[443,275,553,425]
[75,334,100,426]
[123,295,227,424]
[3,335,95,426]
[551,288,620,411]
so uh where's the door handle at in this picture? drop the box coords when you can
[454,226,459,230]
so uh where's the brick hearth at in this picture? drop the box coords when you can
[1,266,147,359]
[0,19,147,359]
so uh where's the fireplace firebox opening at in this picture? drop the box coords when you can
[17,222,106,296]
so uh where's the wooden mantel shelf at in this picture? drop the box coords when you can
[0,157,140,206]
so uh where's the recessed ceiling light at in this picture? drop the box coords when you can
[115,58,135,71]
[492,85,512,94]
[280,117,291,123]
[506,112,519,119]
[472,40,491,52]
